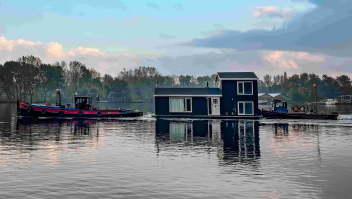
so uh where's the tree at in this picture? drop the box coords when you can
[263,74,272,87]
[300,73,309,84]
[37,64,64,101]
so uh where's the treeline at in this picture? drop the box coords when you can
[2,56,350,104]
[259,72,352,103]
[0,56,217,103]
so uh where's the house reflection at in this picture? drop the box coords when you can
[273,123,289,135]
[155,120,260,162]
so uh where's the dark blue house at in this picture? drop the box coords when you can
[154,72,260,119]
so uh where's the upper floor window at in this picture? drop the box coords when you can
[237,81,253,95]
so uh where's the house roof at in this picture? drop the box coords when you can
[269,93,286,97]
[216,72,258,82]
[258,93,270,97]
[154,88,222,96]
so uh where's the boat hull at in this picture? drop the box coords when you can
[262,110,338,120]
[17,101,143,118]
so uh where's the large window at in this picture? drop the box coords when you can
[238,101,254,115]
[170,98,192,112]
[238,81,253,95]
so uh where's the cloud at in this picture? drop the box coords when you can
[263,51,325,69]
[174,3,184,11]
[147,2,161,10]
[0,36,162,76]
[252,6,296,21]
[140,49,265,76]
[46,42,106,59]
[190,0,352,57]
[264,51,299,69]
[159,34,176,40]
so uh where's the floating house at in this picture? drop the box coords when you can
[154,72,260,119]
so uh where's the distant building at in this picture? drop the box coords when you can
[339,95,352,102]
[258,93,289,102]
[154,72,260,119]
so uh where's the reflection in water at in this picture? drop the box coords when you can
[273,123,289,135]
[0,118,100,152]
[155,120,260,163]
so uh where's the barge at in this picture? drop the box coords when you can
[17,90,143,118]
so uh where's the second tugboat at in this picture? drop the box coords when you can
[17,89,143,118]
[261,99,338,120]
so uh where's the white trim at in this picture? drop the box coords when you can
[155,95,222,97]
[211,97,220,115]
[237,81,253,95]
[219,78,259,80]
[169,97,192,113]
[237,101,254,115]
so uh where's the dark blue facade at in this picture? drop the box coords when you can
[220,80,259,116]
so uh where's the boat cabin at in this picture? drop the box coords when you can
[154,72,260,118]
[74,96,93,110]
[270,100,288,113]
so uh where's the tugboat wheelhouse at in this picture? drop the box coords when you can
[154,72,260,119]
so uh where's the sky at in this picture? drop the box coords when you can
[0,0,351,79]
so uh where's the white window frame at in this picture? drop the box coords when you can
[237,81,253,95]
[169,97,192,113]
[238,101,254,115]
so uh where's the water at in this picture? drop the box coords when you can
[1,103,352,198]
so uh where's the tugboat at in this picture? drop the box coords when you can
[17,90,143,118]
[261,99,338,120]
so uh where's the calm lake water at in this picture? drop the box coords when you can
[1,102,352,198]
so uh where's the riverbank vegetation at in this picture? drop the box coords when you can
[0,56,351,104]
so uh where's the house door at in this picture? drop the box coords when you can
[212,97,220,115]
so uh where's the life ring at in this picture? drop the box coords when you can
[292,105,300,112]
[58,110,64,116]
[27,106,32,113]
[78,111,83,116]
[97,112,102,117]
[299,106,305,112]
[41,109,47,115]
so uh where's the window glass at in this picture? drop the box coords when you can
[238,83,243,94]
[213,98,218,105]
[245,102,253,114]
[275,102,283,107]
[239,102,244,114]
[186,99,191,112]
[170,98,185,112]
[244,82,252,94]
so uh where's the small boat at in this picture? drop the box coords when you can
[261,100,338,120]
[325,99,337,105]
[17,90,143,118]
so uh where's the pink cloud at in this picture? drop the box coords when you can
[252,6,296,21]
[264,51,326,69]
[98,62,108,69]
[73,46,106,57]
[264,51,299,69]
[0,36,164,77]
